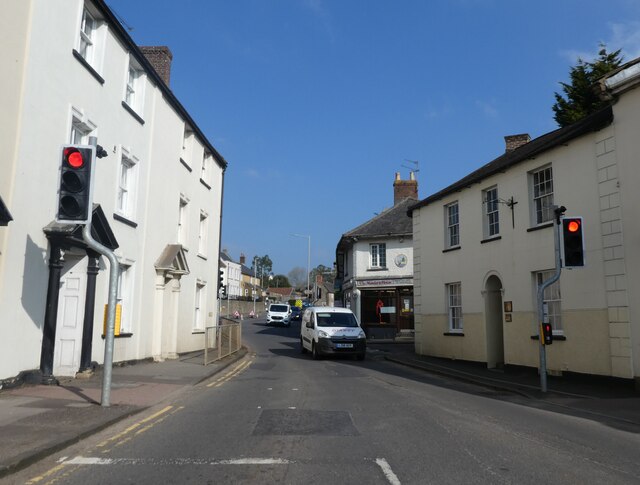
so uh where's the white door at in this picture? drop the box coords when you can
[53,258,86,376]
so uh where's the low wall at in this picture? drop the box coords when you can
[220,299,270,318]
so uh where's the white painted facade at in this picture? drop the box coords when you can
[220,257,242,299]
[0,0,226,380]
[410,63,640,381]
[340,236,414,337]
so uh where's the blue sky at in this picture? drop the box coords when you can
[107,0,640,276]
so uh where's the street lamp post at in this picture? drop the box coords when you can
[291,233,311,299]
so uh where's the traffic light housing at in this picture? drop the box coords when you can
[219,270,226,298]
[542,322,553,345]
[56,145,95,224]
[561,217,585,268]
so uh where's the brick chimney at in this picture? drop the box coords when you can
[240,253,246,265]
[139,46,173,86]
[504,133,531,152]
[393,171,418,205]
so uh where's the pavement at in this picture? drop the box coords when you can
[2,339,640,480]
[368,341,640,428]
[0,348,247,479]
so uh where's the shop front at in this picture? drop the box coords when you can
[358,278,414,339]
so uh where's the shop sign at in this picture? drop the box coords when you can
[359,278,413,288]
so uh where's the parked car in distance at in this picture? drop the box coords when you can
[266,303,291,326]
[300,306,366,360]
[290,306,303,321]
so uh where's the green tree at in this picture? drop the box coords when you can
[252,255,273,285]
[269,274,291,288]
[310,264,335,286]
[552,47,623,127]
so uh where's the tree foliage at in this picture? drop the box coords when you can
[287,267,307,289]
[269,274,291,288]
[552,47,623,127]
[252,255,273,281]
[310,264,335,286]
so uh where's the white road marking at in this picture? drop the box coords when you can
[63,456,294,466]
[375,458,401,485]
[288,406,297,409]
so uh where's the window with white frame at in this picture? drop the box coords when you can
[70,114,95,145]
[181,127,194,165]
[445,202,460,248]
[198,211,208,256]
[116,148,138,220]
[370,243,386,268]
[446,282,463,331]
[124,58,145,114]
[530,166,554,225]
[178,195,189,246]
[483,187,499,238]
[535,270,562,332]
[194,282,206,330]
[116,263,133,334]
[201,152,212,186]
[78,7,96,64]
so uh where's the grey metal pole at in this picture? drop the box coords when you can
[83,136,119,407]
[536,206,564,393]
[307,235,311,298]
[82,224,119,406]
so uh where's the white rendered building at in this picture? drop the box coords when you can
[409,59,640,383]
[0,0,226,382]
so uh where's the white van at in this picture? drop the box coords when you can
[300,306,366,360]
[266,303,291,326]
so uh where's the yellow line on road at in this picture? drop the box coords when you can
[96,405,174,449]
[206,359,252,388]
[25,462,66,484]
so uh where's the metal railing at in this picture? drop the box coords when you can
[204,321,242,365]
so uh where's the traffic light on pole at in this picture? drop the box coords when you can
[219,270,226,297]
[542,322,553,345]
[56,145,95,224]
[561,217,585,268]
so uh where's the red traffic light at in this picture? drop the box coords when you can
[64,147,85,169]
[567,220,580,233]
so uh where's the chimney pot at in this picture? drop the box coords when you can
[393,172,419,205]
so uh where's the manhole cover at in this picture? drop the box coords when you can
[253,409,358,436]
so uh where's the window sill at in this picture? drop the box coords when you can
[180,158,193,172]
[480,236,501,244]
[531,334,567,341]
[72,49,105,85]
[443,331,464,336]
[527,222,554,233]
[442,246,461,253]
[121,101,145,125]
[101,333,133,339]
[200,178,211,190]
[367,267,388,272]
[192,329,205,335]
[113,213,138,228]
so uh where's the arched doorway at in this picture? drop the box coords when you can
[484,275,504,369]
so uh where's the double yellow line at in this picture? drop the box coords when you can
[207,358,253,388]
[27,406,183,484]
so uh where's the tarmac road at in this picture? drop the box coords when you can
[6,317,640,484]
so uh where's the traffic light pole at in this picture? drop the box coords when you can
[82,224,119,406]
[83,136,118,407]
[536,205,565,393]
